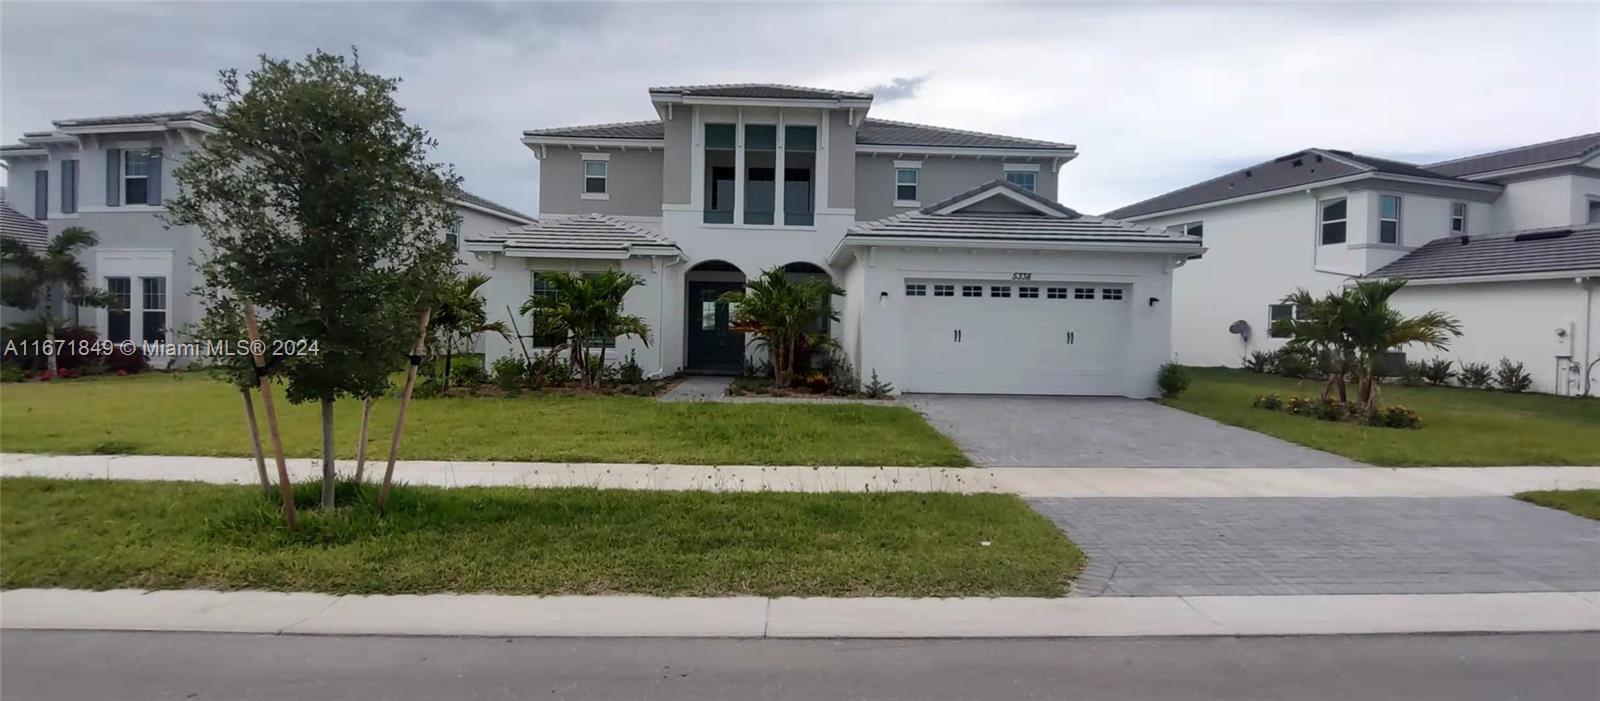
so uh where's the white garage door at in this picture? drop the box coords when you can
[902,280,1130,395]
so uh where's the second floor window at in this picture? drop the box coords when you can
[61,160,78,215]
[445,220,461,250]
[123,150,153,205]
[1004,168,1037,192]
[582,156,608,198]
[33,170,47,220]
[1451,202,1467,234]
[1319,198,1347,245]
[704,124,736,224]
[744,125,776,225]
[895,167,919,204]
[1590,199,1600,224]
[1379,195,1401,244]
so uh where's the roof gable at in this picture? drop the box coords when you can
[925,179,1079,218]
[465,214,679,259]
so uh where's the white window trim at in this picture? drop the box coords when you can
[893,164,921,208]
[1450,201,1468,235]
[122,149,151,206]
[1378,194,1402,245]
[1318,197,1348,246]
[581,152,609,201]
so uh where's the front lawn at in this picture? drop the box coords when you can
[1163,367,1600,466]
[0,477,1079,597]
[0,373,967,466]
[1516,489,1600,521]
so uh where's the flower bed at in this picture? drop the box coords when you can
[1252,393,1422,429]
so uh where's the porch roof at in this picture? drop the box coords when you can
[465,214,680,259]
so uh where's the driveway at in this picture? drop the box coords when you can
[1029,496,1600,597]
[900,395,1363,468]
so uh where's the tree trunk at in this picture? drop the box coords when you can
[444,345,454,389]
[44,323,58,376]
[243,303,297,530]
[241,389,272,496]
[353,397,374,482]
[379,308,432,513]
[596,345,608,389]
[320,398,336,509]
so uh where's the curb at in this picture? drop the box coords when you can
[4,589,1598,639]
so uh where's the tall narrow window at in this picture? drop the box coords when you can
[1379,195,1401,244]
[1319,198,1347,245]
[743,124,776,225]
[783,125,816,226]
[529,273,566,347]
[1450,202,1467,234]
[123,150,152,205]
[582,155,608,198]
[445,220,461,250]
[140,277,167,344]
[703,124,736,224]
[895,168,919,205]
[60,160,78,215]
[106,277,131,343]
[32,170,47,220]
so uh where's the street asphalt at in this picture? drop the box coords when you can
[4,630,1598,701]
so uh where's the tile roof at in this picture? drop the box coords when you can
[468,214,678,255]
[53,110,214,127]
[648,83,872,100]
[1103,148,1478,220]
[451,190,533,222]
[857,118,1074,151]
[1371,226,1600,281]
[0,200,49,252]
[848,179,1199,247]
[524,120,667,140]
[1426,133,1600,178]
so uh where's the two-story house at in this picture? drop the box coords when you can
[1,110,535,365]
[1106,133,1600,396]
[465,84,1203,397]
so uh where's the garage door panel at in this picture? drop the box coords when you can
[903,281,1129,395]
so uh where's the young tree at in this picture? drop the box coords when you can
[1270,288,1356,402]
[0,227,118,374]
[1342,278,1462,409]
[167,49,459,510]
[720,266,843,387]
[429,271,510,387]
[519,270,649,389]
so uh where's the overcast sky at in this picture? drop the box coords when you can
[3,1,1597,215]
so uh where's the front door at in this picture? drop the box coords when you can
[686,281,746,373]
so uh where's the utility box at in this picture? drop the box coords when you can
[1554,321,1574,358]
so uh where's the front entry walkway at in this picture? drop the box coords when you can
[658,375,733,402]
[900,395,1363,468]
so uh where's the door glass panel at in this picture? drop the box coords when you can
[702,301,717,330]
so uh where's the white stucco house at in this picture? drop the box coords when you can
[1106,134,1600,397]
[463,84,1202,397]
[0,111,534,364]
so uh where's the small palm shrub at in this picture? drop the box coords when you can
[1420,358,1454,386]
[1157,362,1191,398]
[1458,361,1493,389]
[1399,361,1426,387]
[1493,357,1533,393]
[491,356,528,391]
[1242,350,1278,374]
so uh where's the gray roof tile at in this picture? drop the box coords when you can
[451,190,533,222]
[0,200,49,252]
[857,118,1074,151]
[1426,133,1600,178]
[1371,226,1600,280]
[469,214,678,255]
[524,120,666,140]
[54,110,213,127]
[649,83,872,100]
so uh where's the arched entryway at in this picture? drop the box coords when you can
[684,259,746,374]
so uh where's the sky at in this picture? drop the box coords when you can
[2,1,1597,216]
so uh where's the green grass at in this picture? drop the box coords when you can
[0,477,1080,597]
[1162,367,1600,466]
[0,373,967,466]
[1516,489,1600,521]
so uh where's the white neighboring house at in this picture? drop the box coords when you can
[466,83,1202,397]
[0,111,534,364]
[1106,134,1600,397]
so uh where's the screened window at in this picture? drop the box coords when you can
[1004,170,1036,192]
[783,125,816,226]
[1379,195,1401,244]
[1073,288,1095,300]
[895,168,919,204]
[140,277,167,344]
[583,159,608,195]
[703,124,736,223]
[1046,287,1069,299]
[933,284,954,297]
[961,285,983,298]
[1101,288,1124,301]
[905,283,926,296]
[123,150,152,206]
[106,277,131,343]
[990,285,1011,298]
[1319,198,1347,245]
[1018,286,1039,299]
[1268,303,1296,338]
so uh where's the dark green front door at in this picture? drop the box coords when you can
[686,281,745,373]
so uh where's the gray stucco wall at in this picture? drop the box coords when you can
[853,155,1059,222]
[827,112,856,210]
[538,148,663,217]
[662,115,692,206]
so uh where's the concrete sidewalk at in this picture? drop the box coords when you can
[4,588,1597,638]
[3,453,1598,497]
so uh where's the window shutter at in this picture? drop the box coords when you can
[33,169,48,220]
[105,148,121,207]
[61,160,78,214]
[145,148,163,204]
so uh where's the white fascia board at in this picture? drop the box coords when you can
[1376,269,1600,286]
[857,144,1078,159]
[930,187,1066,217]
[499,247,631,260]
[450,199,535,225]
[658,95,874,110]
[1003,163,1042,172]
[834,235,1204,261]
[520,135,665,149]
[1120,172,1500,222]
[56,121,217,136]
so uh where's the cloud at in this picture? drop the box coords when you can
[2,2,1595,216]
[862,75,928,103]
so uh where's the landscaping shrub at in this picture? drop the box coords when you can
[617,350,645,386]
[491,356,528,391]
[1420,358,1454,386]
[1241,350,1278,374]
[1494,357,1533,393]
[104,343,148,374]
[1252,393,1283,410]
[804,370,832,394]
[538,358,575,387]
[412,373,443,399]
[1256,393,1419,429]
[1157,362,1191,398]
[1458,361,1493,389]
[1276,347,1316,378]
[1399,360,1427,387]
[450,361,487,388]
[824,353,859,395]
[1378,405,1422,429]
[863,369,894,399]
[0,363,24,383]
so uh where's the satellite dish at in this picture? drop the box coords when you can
[1228,320,1251,341]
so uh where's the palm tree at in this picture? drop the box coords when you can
[720,266,844,387]
[429,272,510,387]
[1343,278,1462,409]
[519,270,650,389]
[1271,288,1356,402]
[0,227,118,374]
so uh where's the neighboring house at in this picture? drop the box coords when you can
[0,111,533,364]
[1106,134,1600,396]
[467,84,1201,397]
[0,196,53,326]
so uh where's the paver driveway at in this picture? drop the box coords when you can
[1029,496,1600,597]
[900,395,1362,468]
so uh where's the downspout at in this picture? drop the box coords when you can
[1582,276,1596,397]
